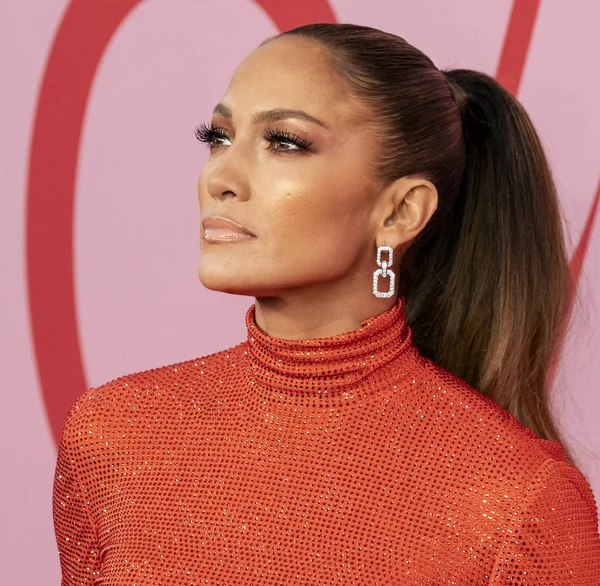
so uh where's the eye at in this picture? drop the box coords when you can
[194,123,313,153]
[263,129,312,152]
[194,122,231,149]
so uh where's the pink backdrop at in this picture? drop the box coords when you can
[1,1,599,582]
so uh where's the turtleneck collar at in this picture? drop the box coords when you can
[244,296,416,403]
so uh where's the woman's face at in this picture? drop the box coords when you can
[197,36,386,298]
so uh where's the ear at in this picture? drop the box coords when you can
[372,176,438,253]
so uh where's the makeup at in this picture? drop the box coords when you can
[202,216,256,242]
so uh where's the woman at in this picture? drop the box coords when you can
[53,23,600,584]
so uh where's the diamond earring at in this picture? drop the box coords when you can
[372,245,395,299]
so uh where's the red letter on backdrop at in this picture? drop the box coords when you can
[27,0,338,446]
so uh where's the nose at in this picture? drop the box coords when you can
[205,148,250,202]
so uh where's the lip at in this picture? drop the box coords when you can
[202,216,256,242]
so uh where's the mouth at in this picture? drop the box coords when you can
[202,216,256,242]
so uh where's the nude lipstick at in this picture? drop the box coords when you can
[202,216,256,242]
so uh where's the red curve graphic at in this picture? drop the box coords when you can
[496,0,540,95]
[495,0,600,385]
[571,181,600,289]
[27,0,338,447]
[252,0,336,30]
[26,0,145,446]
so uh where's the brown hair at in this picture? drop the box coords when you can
[274,24,576,465]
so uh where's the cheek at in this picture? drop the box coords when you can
[261,173,372,260]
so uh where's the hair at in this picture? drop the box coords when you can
[271,24,577,466]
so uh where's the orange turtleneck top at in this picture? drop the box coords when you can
[53,298,600,584]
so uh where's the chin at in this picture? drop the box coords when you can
[198,266,260,297]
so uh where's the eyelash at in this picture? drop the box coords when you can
[194,122,312,152]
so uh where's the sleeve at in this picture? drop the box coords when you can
[488,458,600,584]
[52,402,101,585]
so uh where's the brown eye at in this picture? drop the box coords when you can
[195,123,232,149]
[263,129,312,152]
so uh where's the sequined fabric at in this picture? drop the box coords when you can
[53,297,600,584]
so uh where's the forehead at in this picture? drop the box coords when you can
[221,36,366,126]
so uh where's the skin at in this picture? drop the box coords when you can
[197,35,438,340]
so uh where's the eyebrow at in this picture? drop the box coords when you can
[212,103,329,129]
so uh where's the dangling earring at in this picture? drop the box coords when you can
[372,245,396,299]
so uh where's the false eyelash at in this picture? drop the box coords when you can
[263,129,312,150]
[194,122,230,145]
[194,122,313,152]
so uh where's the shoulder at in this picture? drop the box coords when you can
[60,342,248,446]
[406,352,600,529]
[410,350,572,473]
[490,457,600,579]
[528,458,599,518]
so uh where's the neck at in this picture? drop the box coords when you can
[244,293,413,402]
[253,281,398,340]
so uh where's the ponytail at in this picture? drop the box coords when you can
[399,70,576,465]
[277,25,576,466]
